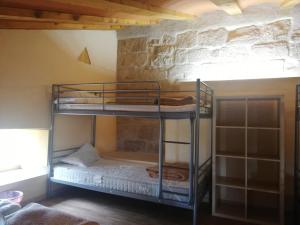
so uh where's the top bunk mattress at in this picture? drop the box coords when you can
[54,98,210,113]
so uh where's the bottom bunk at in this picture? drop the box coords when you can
[49,154,211,210]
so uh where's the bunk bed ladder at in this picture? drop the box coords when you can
[157,79,202,225]
[158,117,195,202]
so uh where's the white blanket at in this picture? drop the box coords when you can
[6,203,99,225]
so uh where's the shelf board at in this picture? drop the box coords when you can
[247,127,280,130]
[216,126,245,129]
[247,181,279,194]
[247,206,279,224]
[247,154,280,162]
[216,153,245,159]
[216,176,245,189]
[215,201,245,219]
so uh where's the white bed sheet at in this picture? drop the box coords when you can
[53,158,209,202]
[54,98,210,113]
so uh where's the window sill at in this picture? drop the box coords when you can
[0,167,48,186]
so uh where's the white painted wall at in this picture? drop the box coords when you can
[0,30,117,202]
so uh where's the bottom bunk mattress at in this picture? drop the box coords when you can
[52,158,210,203]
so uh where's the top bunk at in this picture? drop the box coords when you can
[52,79,213,119]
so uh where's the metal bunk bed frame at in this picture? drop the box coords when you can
[47,79,213,225]
[295,84,300,224]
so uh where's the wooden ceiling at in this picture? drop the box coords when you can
[0,0,298,30]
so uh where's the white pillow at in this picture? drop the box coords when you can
[60,143,100,167]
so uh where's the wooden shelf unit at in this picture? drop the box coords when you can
[212,96,284,225]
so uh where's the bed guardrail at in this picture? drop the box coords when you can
[52,147,79,164]
[51,80,213,117]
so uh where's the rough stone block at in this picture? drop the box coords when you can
[187,48,218,63]
[228,25,261,44]
[292,29,300,43]
[174,49,187,65]
[138,126,157,140]
[117,67,140,81]
[153,45,174,55]
[142,68,168,80]
[290,43,300,59]
[147,39,160,47]
[217,46,249,61]
[161,34,176,45]
[123,140,146,152]
[252,41,289,59]
[118,37,147,53]
[151,54,174,68]
[198,28,228,47]
[119,52,147,67]
[261,19,291,41]
[176,31,198,49]
[146,143,159,153]
[168,64,199,81]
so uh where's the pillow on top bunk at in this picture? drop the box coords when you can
[60,143,100,167]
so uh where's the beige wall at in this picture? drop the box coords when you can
[0,175,47,203]
[0,30,117,201]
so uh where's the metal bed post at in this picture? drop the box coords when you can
[91,115,96,146]
[158,118,165,199]
[47,85,56,197]
[189,118,195,205]
[295,85,300,224]
[209,89,214,211]
[193,79,201,225]
[158,81,165,199]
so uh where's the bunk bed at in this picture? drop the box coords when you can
[47,79,213,225]
[295,84,300,223]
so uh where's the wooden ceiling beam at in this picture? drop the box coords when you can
[281,0,300,7]
[210,0,242,15]
[48,0,196,20]
[0,19,125,30]
[0,6,158,26]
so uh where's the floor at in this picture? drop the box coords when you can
[41,188,253,225]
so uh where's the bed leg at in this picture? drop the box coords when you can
[47,180,54,198]
[209,174,212,213]
[193,202,199,225]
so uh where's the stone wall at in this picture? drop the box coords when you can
[116,5,300,153]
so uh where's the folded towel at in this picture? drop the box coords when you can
[146,163,189,182]
[155,96,195,106]
[6,203,99,225]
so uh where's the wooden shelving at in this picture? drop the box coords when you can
[216,127,245,157]
[247,128,280,160]
[247,159,280,193]
[215,186,245,218]
[213,97,284,225]
[216,157,245,188]
[247,190,280,224]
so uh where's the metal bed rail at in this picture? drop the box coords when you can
[52,80,213,118]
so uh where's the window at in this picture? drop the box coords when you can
[0,129,48,172]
